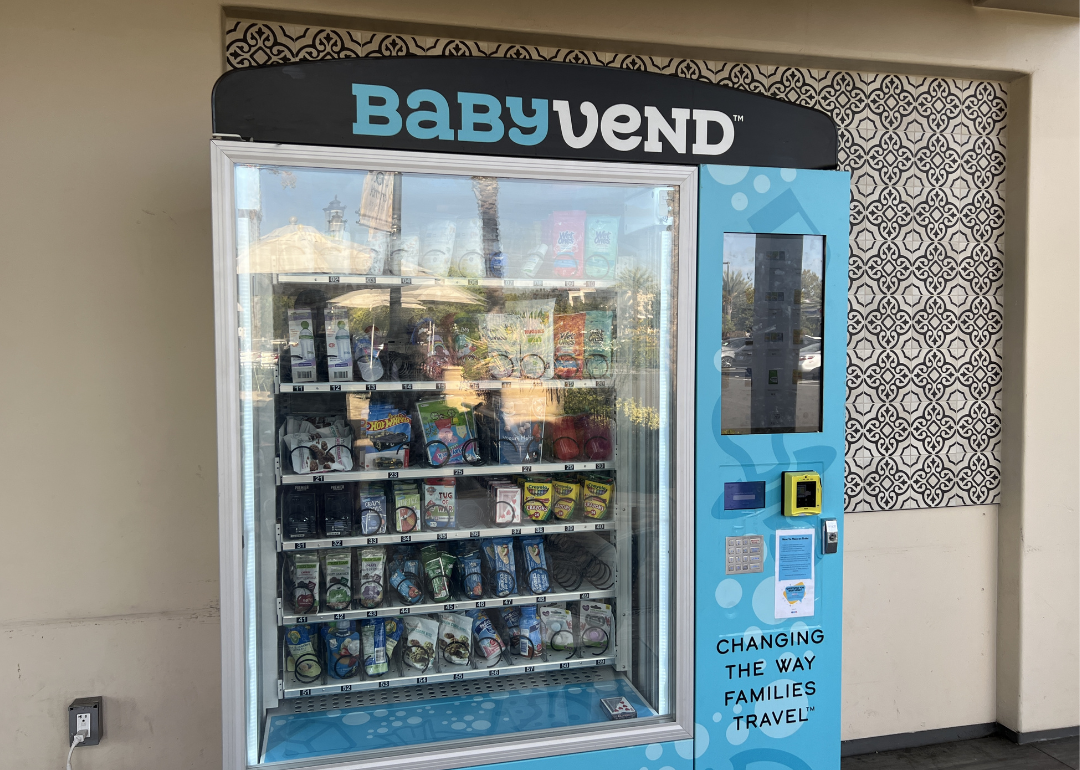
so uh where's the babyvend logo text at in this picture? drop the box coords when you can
[352,84,735,156]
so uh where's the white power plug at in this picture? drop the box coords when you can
[75,713,90,737]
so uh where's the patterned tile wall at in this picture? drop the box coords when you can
[224,19,1007,512]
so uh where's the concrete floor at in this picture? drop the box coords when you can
[842,736,1079,770]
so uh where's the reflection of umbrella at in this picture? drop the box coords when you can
[246,218,378,274]
[334,285,485,309]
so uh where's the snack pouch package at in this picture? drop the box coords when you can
[421,545,456,602]
[384,617,402,660]
[489,482,522,525]
[288,551,320,614]
[415,399,477,467]
[419,218,456,277]
[539,606,575,654]
[422,478,456,529]
[551,210,586,278]
[402,616,439,670]
[357,547,386,608]
[491,392,546,464]
[578,601,614,653]
[285,624,323,682]
[357,485,387,536]
[392,483,421,533]
[467,609,505,666]
[479,313,522,379]
[387,232,420,276]
[498,606,522,649]
[551,480,580,521]
[323,306,354,382]
[286,433,354,474]
[517,605,544,658]
[451,218,485,278]
[389,547,424,604]
[481,537,517,597]
[322,549,353,611]
[506,299,555,380]
[583,311,614,378]
[363,402,411,471]
[582,476,614,520]
[322,620,361,679]
[520,536,550,594]
[521,477,554,522]
[553,313,586,379]
[287,308,317,383]
[360,618,388,676]
[584,216,620,280]
[437,612,472,667]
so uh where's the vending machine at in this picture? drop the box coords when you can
[211,57,847,770]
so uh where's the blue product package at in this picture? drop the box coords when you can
[358,486,387,535]
[466,609,505,666]
[360,618,388,676]
[389,548,424,604]
[481,537,517,597]
[322,621,361,679]
[457,552,483,599]
[518,605,543,657]
[519,536,550,594]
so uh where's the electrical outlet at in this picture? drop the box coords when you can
[68,697,103,747]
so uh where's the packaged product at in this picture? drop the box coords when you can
[479,313,522,379]
[520,243,548,279]
[421,545,456,602]
[454,541,484,599]
[481,537,517,597]
[323,306,354,382]
[422,479,456,529]
[285,433,354,474]
[437,612,472,666]
[384,617,402,660]
[551,480,580,521]
[583,311,614,378]
[489,481,522,526]
[580,415,613,461]
[506,299,555,380]
[359,228,390,275]
[419,218,456,277]
[360,618,389,676]
[487,392,546,464]
[322,620,361,679]
[322,483,353,538]
[357,484,387,536]
[451,218,485,278]
[402,616,439,670]
[520,536,550,594]
[281,485,319,540]
[582,476,615,520]
[539,605,575,654]
[521,477,554,522]
[578,601,614,653]
[415,398,477,467]
[467,609,505,666]
[357,547,386,609]
[551,210,586,278]
[498,606,522,649]
[387,232,420,276]
[584,216,620,280]
[388,547,424,605]
[287,308,317,383]
[288,551,319,614]
[553,313,586,379]
[322,548,353,611]
[392,483,421,533]
[517,605,543,658]
[363,401,411,471]
[284,624,323,683]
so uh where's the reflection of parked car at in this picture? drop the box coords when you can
[798,343,822,379]
[721,338,753,368]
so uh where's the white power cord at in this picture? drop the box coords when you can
[66,732,85,770]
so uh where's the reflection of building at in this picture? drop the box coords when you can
[324,196,345,240]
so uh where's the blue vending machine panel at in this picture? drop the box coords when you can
[695,166,850,770]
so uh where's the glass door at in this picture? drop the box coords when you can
[212,143,696,769]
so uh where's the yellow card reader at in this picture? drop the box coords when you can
[782,471,822,516]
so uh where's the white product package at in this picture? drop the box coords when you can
[323,306,353,382]
[287,308,317,383]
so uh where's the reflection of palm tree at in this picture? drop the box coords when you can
[723,267,750,323]
[616,266,659,321]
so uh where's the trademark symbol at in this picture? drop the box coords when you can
[733,115,745,122]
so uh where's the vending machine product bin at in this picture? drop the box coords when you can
[211,55,845,770]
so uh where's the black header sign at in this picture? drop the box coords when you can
[213,57,837,169]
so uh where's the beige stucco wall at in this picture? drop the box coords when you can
[0,1,1075,768]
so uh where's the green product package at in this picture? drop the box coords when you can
[584,216,619,279]
[583,311,614,379]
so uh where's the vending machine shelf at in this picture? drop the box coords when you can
[279,519,615,551]
[279,582,616,626]
[280,654,617,699]
[275,273,618,290]
[276,378,613,394]
[279,460,614,486]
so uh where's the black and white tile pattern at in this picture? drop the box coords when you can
[223,19,1007,513]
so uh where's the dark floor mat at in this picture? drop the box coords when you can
[842,735,1074,770]
[1034,737,1080,770]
